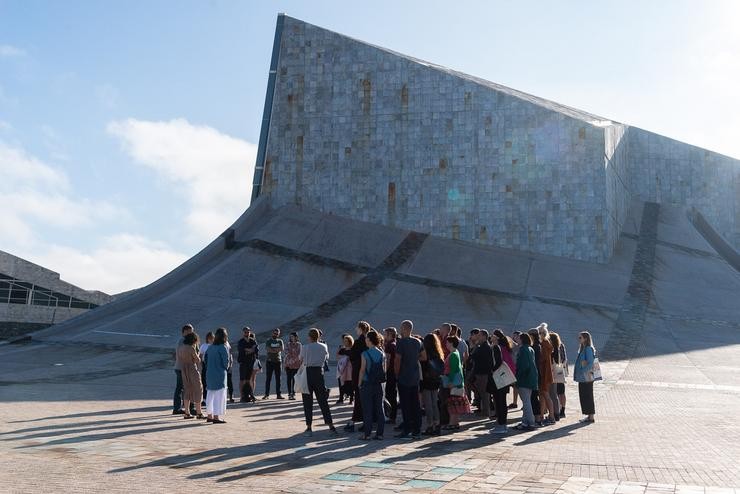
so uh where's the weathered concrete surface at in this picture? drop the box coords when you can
[27,199,739,365]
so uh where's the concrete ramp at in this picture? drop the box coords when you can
[31,199,739,362]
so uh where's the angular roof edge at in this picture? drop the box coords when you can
[283,14,620,128]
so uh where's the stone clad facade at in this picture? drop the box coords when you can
[254,15,739,262]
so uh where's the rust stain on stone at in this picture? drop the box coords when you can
[401,84,408,107]
[439,158,447,170]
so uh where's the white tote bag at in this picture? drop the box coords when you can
[591,358,603,381]
[294,366,308,394]
[492,361,517,389]
[552,362,566,384]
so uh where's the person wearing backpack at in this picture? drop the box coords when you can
[420,333,444,436]
[358,330,386,440]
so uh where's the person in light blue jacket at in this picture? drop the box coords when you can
[205,327,230,424]
[573,331,596,423]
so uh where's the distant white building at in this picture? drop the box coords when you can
[0,250,112,337]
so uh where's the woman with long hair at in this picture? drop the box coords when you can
[574,331,597,423]
[284,332,302,400]
[549,332,568,418]
[179,332,204,419]
[205,327,230,424]
[336,334,354,404]
[443,335,470,431]
[491,329,513,434]
[537,324,557,424]
[514,332,538,430]
[509,331,521,409]
[420,333,444,436]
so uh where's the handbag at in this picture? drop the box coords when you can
[294,366,308,394]
[591,358,602,381]
[552,362,566,384]
[492,361,517,389]
[253,359,263,372]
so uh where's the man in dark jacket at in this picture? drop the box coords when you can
[471,329,493,419]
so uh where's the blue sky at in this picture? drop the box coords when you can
[1,1,739,293]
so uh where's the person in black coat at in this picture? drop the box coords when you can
[344,321,369,432]
[471,329,494,419]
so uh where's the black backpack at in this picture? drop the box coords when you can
[365,350,386,384]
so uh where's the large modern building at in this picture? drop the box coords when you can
[30,15,739,362]
[0,250,111,337]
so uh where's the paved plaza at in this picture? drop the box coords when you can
[1,335,740,494]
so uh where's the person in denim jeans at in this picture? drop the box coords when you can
[358,330,386,440]
[514,333,538,431]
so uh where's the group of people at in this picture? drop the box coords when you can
[172,320,600,438]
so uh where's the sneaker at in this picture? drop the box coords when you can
[262,395,269,400]
[277,395,285,400]
[491,425,509,435]
[343,423,355,432]
[289,395,296,401]
[172,409,185,415]
[394,431,411,439]
[303,428,313,437]
[228,398,235,404]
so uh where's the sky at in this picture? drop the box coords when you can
[1,1,739,294]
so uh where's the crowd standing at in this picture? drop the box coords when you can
[172,319,601,436]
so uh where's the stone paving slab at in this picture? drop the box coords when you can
[2,339,740,493]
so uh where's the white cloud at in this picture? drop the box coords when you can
[0,139,184,293]
[107,118,257,242]
[0,140,130,239]
[0,44,25,57]
[27,235,189,294]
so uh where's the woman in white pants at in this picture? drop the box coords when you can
[205,327,230,424]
